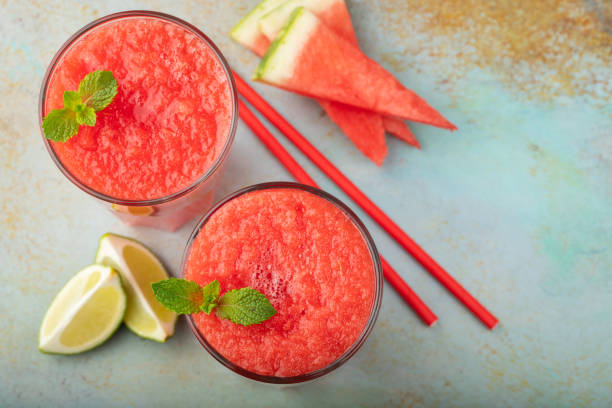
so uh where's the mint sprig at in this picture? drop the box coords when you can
[42,70,118,142]
[150,278,203,314]
[78,70,118,110]
[201,280,220,314]
[215,288,277,326]
[152,279,277,327]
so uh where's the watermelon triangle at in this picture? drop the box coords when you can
[233,1,399,164]
[382,117,420,149]
[321,100,387,166]
[230,0,286,56]
[254,7,456,130]
[234,1,389,164]
[260,0,358,47]
[259,0,420,146]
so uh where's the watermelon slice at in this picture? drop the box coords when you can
[232,0,389,165]
[229,0,287,56]
[259,0,357,46]
[261,0,392,164]
[254,7,456,130]
[382,117,421,148]
[259,0,421,146]
[318,101,387,165]
[321,100,387,165]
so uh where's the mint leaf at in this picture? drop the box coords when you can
[42,108,79,142]
[78,70,118,111]
[200,280,220,314]
[76,106,96,126]
[216,288,277,326]
[152,278,203,314]
[63,91,82,110]
[42,70,118,142]
[151,278,277,326]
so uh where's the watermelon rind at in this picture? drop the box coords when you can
[230,0,288,48]
[253,7,317,83]
[258,0,336,41]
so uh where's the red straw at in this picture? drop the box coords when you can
[239,99,437,326]
[234,72,498,330]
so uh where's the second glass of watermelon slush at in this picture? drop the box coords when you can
[39,11,238,231]
[183,182,383,384]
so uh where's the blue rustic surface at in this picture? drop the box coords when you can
[1,1,610,407]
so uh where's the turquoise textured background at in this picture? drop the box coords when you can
[1,1,610,406]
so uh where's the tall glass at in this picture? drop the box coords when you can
[38,11,238,231]
[182,182,383,385]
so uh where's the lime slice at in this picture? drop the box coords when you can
[95,233,177,342]
[39,264,126,354]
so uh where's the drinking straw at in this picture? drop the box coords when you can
[234,72,498,330]
[238,98,438,326]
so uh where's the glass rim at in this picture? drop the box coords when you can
[38,10,239,206]
[182,181,383,384]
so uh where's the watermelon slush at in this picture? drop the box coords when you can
[40,12,237,230]
[184,183,382,383]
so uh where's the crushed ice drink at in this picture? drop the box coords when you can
[184,183,382,383]
[40,12,237,230]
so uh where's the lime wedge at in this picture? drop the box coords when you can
[39,264,126,354]
[95,233,177,342]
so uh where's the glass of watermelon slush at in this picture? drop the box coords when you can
[182,182,383,385]
[39,11,238,231]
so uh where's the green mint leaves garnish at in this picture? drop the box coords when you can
[41,109,80,143]
[42,70,118,142]
[151,278,204,314]
[201,280,220,314]
[215,288,277,326]
[77,70,118,110]
[63,91,82,110]
[152,279,277,327]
